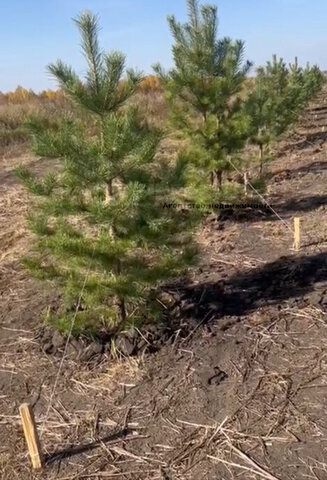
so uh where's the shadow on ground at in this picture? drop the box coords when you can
[272,193,327,218]
[45,428,130,465]
[215,193,327,225]
[166,252,327,325]
[270,159,327,178]
[280,131,327,152]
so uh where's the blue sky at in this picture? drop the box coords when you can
[1,0,326,92]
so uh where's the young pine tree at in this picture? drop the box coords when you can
[286,58,323,121]
[154,0,252,194]
[17,12,198,335]
[301,64,325,103]
[246,56,325,176]
[246,56,303,176]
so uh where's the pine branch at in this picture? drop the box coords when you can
[48,61,84,96]
[73,11,103,94]
[16,166,57,196]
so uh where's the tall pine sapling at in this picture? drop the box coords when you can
[246,56,300,175]
[17,11,198,335]
[154,0,252,193]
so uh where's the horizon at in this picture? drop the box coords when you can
[1,0,327,93]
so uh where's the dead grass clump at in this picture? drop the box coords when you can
[132,90,169,129]
[0,98,75,157]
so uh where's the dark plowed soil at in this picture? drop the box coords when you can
[0,90,326,480]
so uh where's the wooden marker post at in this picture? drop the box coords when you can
[244,172,248,196]
[19,403,43,469]
[294,217,300,252]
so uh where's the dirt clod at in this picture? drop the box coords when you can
[116,335,136,357]
[52,330,65,349]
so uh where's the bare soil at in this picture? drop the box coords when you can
[0,90,326,479]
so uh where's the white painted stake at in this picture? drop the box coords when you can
[244,172,248,196]
[294,217,300,252]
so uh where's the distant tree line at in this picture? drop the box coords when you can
[0,76,164,105]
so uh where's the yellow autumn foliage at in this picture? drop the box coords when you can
[1,77,162,104]
[139,75,163,92]
[1,87,65,104]
[7,86,34,104]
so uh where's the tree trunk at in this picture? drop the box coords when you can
[105,180,113,204]
[116,259,127,325]
[210,171,215,186]
[104,180,114,237]
[104,179,126,324]
[259,144,264,177]
[119,298,127,324]
[99,119,126,326]
[215,170,222,189]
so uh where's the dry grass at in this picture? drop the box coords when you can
[0,100,68,158]
[0,154,34,261]
[0,88,169,160]
[132,90,168,129]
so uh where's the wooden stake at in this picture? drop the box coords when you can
[244,172,248,196]
[19,403,43,469]
[294,217,300,251]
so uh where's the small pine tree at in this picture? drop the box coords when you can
[302,64,325,102]
[17,11,198,335]
[246,56,302,175]
[286,58,324,118]
[246,56,325,176]
[154,0,252,194]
